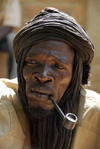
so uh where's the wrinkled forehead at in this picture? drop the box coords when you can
[25,40,74,60]
[29,40,73,53]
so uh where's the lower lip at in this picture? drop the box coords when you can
[35,92,48,98]
[29,91,52,103]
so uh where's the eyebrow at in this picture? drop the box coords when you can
[54,57,69,65]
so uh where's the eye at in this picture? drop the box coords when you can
[53,64,66,70]
[25,59,38,65]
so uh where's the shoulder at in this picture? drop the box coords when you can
[79,86,100,113]
[70,87,100,149]
[80,86,100,103]
[0,78,18,95]
[0,78,22,110]
[77,86,100,135]
[0,78,26,146]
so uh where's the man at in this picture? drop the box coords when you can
[0,0,21,78]
[0,7,100,149]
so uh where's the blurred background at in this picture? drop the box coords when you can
[0,0,100,94]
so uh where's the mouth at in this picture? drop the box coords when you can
[28,87,53,102]
[32,91,48,98]
[26,87,56,109]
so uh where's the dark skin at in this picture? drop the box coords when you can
[23,40,74,111]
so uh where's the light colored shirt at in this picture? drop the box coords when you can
[0,78,100,149]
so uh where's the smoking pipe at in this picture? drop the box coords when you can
[49,95,78,130]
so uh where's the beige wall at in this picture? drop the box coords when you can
[19,0,87,29]
[86,0,100,93]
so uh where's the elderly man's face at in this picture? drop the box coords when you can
[23,40,74,111]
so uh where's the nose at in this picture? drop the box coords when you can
[32,65,54,83]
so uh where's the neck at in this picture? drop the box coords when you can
[29,112,71,149]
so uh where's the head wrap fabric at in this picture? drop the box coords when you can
[13,7,94,149]
[13,7,94,64]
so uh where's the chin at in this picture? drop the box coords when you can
[28,98,54,111]
[28,106,54,119]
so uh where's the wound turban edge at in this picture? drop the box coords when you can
[13,7,94,64]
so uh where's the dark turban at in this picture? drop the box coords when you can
[13,7,94,149]
[13,7,94,64]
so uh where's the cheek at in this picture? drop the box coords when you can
[56,71,73,100]
[59,70,73,85]
[58,76,71,91]
[23,66,33,80]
